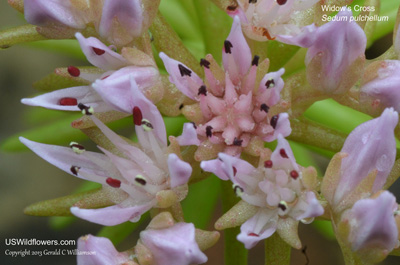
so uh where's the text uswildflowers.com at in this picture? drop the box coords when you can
[4,238,76,246]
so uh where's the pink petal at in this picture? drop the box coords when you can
[71,203,153,226]
[92,66,160,113]
[276,24,318,47]
[258,68,285,106]
[200,158,229,181]
[159,52,204,101]
[218,152,255,180]
[167,153,192,188]
[176,123,201,146]
[295,192,324,220]
[270,134,298,171]
[19,137,111,181]
[76,32,128,71]
[222,16,252,82]
[237,210,278,249]
[21,86,112,113]
[128,77,167,146]
[263,113,292,142]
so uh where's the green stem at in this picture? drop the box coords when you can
[288,117,348,154]
[264,233,291,265]
[0,24,46,49]
[150,11,203,75]
[193,0,232,63]
[221,180,248,265]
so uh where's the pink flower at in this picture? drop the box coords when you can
[360,60,400,113]
[24,0,145,46]
[161,16,291,159]
[139,222,208,265]
[20,86,191,226]
[340,191,400,263]
[227,0,319,41]
[278,10,366,94]
[201,135,323,249]
[77,235,136,265]
[21,33,162,114]
[332,108,398,206]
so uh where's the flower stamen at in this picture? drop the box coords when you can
[224,40,233,54]
[92,47,105,55]
[178,64,192,77]
[69,142,85,154]
[106,177,121,188]
[78,103,94,115]
[59,97,78,106]
[67,66,80,77]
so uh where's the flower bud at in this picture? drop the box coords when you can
[278,10,366,94]
[333,108,398,205]
[340,191,399,263]
[360,60,400,113]
[77,235,136,265]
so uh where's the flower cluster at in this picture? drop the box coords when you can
[2,0,400,264]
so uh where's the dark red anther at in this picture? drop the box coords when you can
[200,58,210,69]
[280,148,288,158]
[277,0,287,5]
[265,79,275,88]
[233,167,237,176]
[206,126,213,138]
[133,106,143,126]
[270,115,279,129]
[92,47,106,55]
[198,85,207,96]
[67,66,80,77]
[70,166,80,175]
[248,233,259,237]
[278,203,287,211]
[252,55,260,66]
[178,64,192,77]
[290,170,299,180]
[106,177,121,188]
[224,40,233,54]
[59,97,78,106]
[233,137,243,146]
[264,160,273,168]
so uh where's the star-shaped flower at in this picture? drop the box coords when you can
[20,80,191,226]
[201,134,323,249]
[161,16,291,160]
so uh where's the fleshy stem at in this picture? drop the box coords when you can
[0,25,46,49]
[264,233,291,265]
[221,180,248,265]
[288,117,348,154]
[150,11,203,76]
